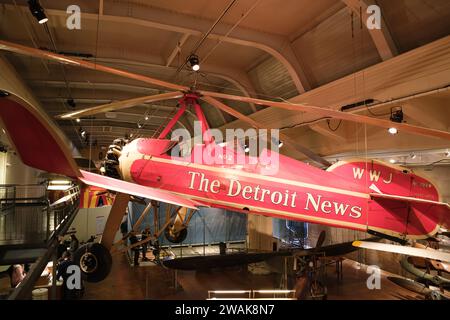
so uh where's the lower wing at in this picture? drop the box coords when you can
[79,170,198,210]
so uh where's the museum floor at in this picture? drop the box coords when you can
[82,254,418,300]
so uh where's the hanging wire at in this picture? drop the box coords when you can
[326,119,342,132]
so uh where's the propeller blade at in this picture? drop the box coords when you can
[201,96,331,167]
[0,40,188,92]
[200,91,450,141]
[57,91,184,119]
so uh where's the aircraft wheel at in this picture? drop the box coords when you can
[73,243,112,283]
[164,225,188,243]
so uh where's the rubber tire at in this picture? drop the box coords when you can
[164,226,188,243]
[73,243,112,283]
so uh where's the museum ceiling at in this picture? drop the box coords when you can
[0,0,449,166]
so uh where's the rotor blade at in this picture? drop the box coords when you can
[2,41,446,141]
[201,96,331,167]
[199,91,450,141]
[57,91,184,119]
[0,40,188,92]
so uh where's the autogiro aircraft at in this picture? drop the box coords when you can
[0,40,449,282]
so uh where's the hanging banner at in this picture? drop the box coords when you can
[79,186,114,208]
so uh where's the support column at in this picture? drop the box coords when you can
[100,193,130,250]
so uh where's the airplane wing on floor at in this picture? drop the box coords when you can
[79,170,198,210]
[352,241,450,262]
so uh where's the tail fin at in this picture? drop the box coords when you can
[0,94,80,178]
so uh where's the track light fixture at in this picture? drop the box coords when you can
[188,54,200,71]
[390,107,403,123]
[67,99,76,108]
[28,0,48,24]
[278,140,284,148]
[388,106,403,135]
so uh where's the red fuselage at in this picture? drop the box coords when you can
[118,138,447,240]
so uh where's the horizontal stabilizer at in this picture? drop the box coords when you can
[79,170,198,210]
[353,241,450,262]
[370,193,450,208]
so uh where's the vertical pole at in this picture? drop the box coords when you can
[100,193,130,250]
[145,269,148,300]
[52,253,57,300]
[46,206,50,240]
[203,211,206,256]
[174,270,178,291]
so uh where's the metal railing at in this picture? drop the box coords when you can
[6,186,81,300]
[0,184,80,245]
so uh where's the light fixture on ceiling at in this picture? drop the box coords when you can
[244,144,250,153]
[388,107,403,135]
[28,0,48,24]
[67,98,76,108]
[445,150,450,157]
[188,54,200,71]
[388,127,398,135]
[137,123,143,129]
[79,128,86,139]
[145,115,149,121]
[389,159,396,164]
[47,179,72,191]
[76,118,81,123]
[410,153,417,159]
[278,140,284,148]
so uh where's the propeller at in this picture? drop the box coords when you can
[1,40,449,141]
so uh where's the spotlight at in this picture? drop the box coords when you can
[410,153,417,159]
[145,115,149,121]
[388,127,398,135]
[76,118,81,123]
[67,99,76,108]
[390,108,403,123]
[389,159,396,164]
[137,123,143,129]
[80,128,86,138]
[445,151,450,157]
[188,54,200,71]
[0,90,10,97]
[244,144,250,153]
[28,0,48,24]
[278,140,284,148]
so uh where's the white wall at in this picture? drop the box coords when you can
[69,206,112,242]
[0,126,42,186]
